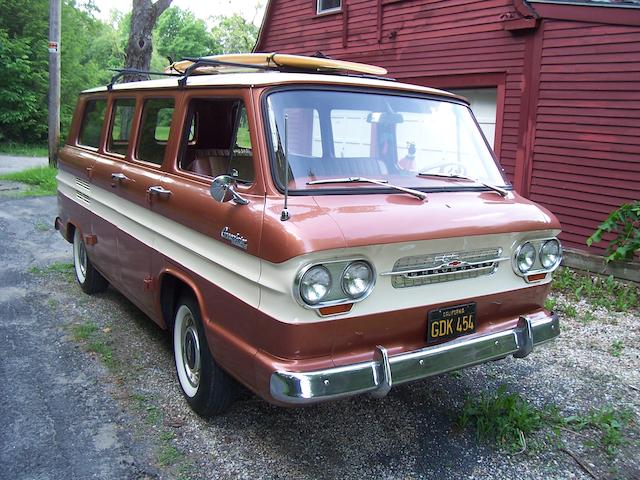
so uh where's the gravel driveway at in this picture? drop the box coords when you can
[1,193,638,480]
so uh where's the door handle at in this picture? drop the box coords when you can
[147,185,172,197]
[111,172,131,182]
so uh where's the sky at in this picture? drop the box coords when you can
[90,0,266,26]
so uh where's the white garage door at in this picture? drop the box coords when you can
[448,88,497,149]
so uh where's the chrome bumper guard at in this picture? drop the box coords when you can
[270,313,559,405]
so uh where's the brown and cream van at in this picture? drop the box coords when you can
[56,54,562,416]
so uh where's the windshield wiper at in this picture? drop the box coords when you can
[307,177,427,201]
[416,173,509,197]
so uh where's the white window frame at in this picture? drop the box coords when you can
[317,0,342,14]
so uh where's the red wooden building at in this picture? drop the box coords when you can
[255,0,640,258]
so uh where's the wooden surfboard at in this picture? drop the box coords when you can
[166,53,388,76]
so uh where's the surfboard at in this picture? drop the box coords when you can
[166,53,388,76]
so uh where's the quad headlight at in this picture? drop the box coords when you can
[299,265,332,305]
[516,242,536,273]
[341,261,374,299]
[513,237,563,278]
[296,259,375,308]
[540,239,562,269]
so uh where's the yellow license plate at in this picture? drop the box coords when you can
[427,303,476,344]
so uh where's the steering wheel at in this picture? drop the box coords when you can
[421,162,467,177]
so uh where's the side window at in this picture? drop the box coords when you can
[179,99,255,184]
[107,99,136,155]
[137,98,175,165]
[78,99,107,148]
[317,0,341,14]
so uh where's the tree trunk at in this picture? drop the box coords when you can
[124,0,172,82]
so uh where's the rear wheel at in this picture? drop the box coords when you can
[173,294,235,416]
[73,228,108,294]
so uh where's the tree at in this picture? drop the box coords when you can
[0,0,49,144]
[210,15,258,54]
[124,0,172,81]
[155,7,218,63]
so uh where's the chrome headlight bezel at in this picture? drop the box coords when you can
[512,237,563,280]
[294,258,376,309]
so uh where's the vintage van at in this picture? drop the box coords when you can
[56,53,562,416]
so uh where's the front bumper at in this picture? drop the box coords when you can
[270,312,559,405]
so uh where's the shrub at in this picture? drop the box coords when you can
[587,201,640,262]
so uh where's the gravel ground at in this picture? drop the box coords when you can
[2,193,639,479]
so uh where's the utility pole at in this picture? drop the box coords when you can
[48,0,61,167]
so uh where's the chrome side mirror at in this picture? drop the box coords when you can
[210,175,249,205]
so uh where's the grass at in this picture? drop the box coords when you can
[158,430,184,466]
[459,385,635,457]
[29,262,75,282]
[459,385,548,453]
[609,340,624,358]
[0,165,58,196]
[552,267,638,312]
[71,321,98,341]
[35,221,51,232]
[70,320,117,370]
[564,407,634,456]
[0,143,48,157]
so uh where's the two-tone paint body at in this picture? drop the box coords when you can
[56,71,561,405]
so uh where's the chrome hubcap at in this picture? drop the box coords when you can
[181,314,201,389]
[78,240,87,277]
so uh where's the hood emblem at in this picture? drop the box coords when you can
[221,227,248,250]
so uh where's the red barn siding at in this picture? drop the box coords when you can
[259,0,528,181]
[258,0,640,256]
[529,20,640,253]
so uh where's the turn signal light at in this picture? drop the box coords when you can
[319,304,353,316]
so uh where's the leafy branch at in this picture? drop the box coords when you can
[587,201,640,262]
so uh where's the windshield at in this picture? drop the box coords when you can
[266,89,507,193]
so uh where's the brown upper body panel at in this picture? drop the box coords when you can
[260,190,560,263]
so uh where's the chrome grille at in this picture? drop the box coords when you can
[76,191,91,206]
[383,248,506,288]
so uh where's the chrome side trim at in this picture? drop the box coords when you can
[270,312,559,405]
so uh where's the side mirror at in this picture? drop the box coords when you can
[210,175,249,205]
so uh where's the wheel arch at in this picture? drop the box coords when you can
[159,268,209,332]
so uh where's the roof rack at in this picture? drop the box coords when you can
[171,55,394,88]
[107,68,180,91]
[105,54,394,91]
[174,58,268,87]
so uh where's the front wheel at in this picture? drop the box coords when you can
[73,228,108,294]
[173,294,235,416]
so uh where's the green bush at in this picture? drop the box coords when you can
[587,201,640,262]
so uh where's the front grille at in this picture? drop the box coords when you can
[383,248,505,288]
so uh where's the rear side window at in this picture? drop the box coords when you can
[137,98,174,165]
[78,99,107,148]
[107,99,136,155]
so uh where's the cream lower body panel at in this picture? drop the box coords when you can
[58,169,558,326]
[57,170,261,309]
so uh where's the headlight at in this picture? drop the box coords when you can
[516,242,536,273]
[540,239,561,269]
[299,265,331,305]
[342,261,374,299]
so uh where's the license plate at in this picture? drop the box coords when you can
[427,303,476,344]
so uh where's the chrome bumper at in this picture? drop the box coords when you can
[270,313,559,405]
